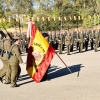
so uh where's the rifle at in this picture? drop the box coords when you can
[2,24,14,42]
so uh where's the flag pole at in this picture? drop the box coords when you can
[56,52,72,73]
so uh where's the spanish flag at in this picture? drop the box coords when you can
[26,21,56,83]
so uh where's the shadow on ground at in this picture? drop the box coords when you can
[17,74,31,82]
[17,74,33,86]
[47,64,84,80]
[18,64,84,86]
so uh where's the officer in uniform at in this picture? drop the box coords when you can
[89,30,94,50]
[0,31,6,82]
[84,30,89,51]
[48,32,53,46]
[70,32,74,52]
[58,34,63,54]
[78,30,84,53]
[65,32,71,55]
[52,33,57,50]
[21,38,26,52]
[93,29,99,52]
[5,36,23,87]
[98,29,100,47]
[0,33,11,83]
[62,33,65,51]
[25,39,28,53]
[76,31,79,51]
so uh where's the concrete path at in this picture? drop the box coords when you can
[0,48,100,100]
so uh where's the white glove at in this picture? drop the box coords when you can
[21,62,26,65]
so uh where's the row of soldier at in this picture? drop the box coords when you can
[47,29,100,55]
[10,28,100,55]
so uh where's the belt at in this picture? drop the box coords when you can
[11,54,16,56]
[4,51,9,53]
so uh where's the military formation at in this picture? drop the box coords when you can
[0,30,29,87]
[47,29,100,55]
[0,28,100,87]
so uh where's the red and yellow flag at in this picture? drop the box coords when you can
[26,21,56,83]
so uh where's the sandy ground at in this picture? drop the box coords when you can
[0,47,100,100]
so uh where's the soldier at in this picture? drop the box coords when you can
[52,32,57,50]
[58,34,63,54]
[0,31,6,82]
[93,29,99,52]
[82,30,85,49]
[84,30,89,51]
[75,31,79,51]
[48,32,53,46]
[55,33,59,50]
[78,30,84,53]
[89,30,94,50]
[25,39,29,53]
[70,31,74,52]
[98,29,100,47]
[65,32,72,55]
[6,36,23,87]
[62,33,65,51]
[22,38,26,52]
[0,33,12,83]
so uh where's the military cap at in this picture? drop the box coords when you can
[42,33,49,38]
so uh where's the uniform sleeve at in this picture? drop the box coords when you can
[4,39,11,51]
[14,46,23,64]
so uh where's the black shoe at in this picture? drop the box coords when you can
[67,54,71,55]
[0,77,3,83]
[11,84,19,88]
[4,82,11,84]
[59,53,62,54]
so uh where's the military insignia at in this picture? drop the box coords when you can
[32,51,44,66]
